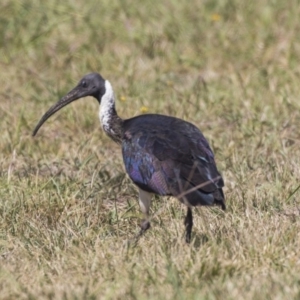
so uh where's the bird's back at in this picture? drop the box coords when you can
[122,114,225,208]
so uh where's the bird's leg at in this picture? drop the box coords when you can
[184,207,193,243]
[135,189,152,239]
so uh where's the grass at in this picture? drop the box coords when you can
[1,0,300,298]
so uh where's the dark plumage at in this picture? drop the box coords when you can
[33,73,225,243]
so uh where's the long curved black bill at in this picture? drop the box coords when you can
[32,86,82,136]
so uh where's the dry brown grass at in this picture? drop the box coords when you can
[1,0,300,299]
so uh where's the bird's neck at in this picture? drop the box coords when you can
[99,80,123,143]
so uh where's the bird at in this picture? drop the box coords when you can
[33,73,225,243]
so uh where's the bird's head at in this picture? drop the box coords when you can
[32,73,106,136]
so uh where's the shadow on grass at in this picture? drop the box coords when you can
[191,233,209,248]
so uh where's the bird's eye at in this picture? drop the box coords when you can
[81,80,87,88]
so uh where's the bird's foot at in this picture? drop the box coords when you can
[138,219,151,236]
[127,219,151,247]
[185,230,192,244]
[134,219,151,241]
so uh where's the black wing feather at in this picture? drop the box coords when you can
[122,114,224,207]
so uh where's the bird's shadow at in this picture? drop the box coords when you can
[190,233,209,248]
[124,231,210,249]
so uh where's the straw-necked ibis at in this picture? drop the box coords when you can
[33,73,225,243]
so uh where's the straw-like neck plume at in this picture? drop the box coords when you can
[99,80,123,143]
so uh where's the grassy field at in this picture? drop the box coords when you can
[1,0,300,298]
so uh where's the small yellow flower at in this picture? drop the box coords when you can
[211,13,221,21]
[120,96,126,101]
[140,106,149,113]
